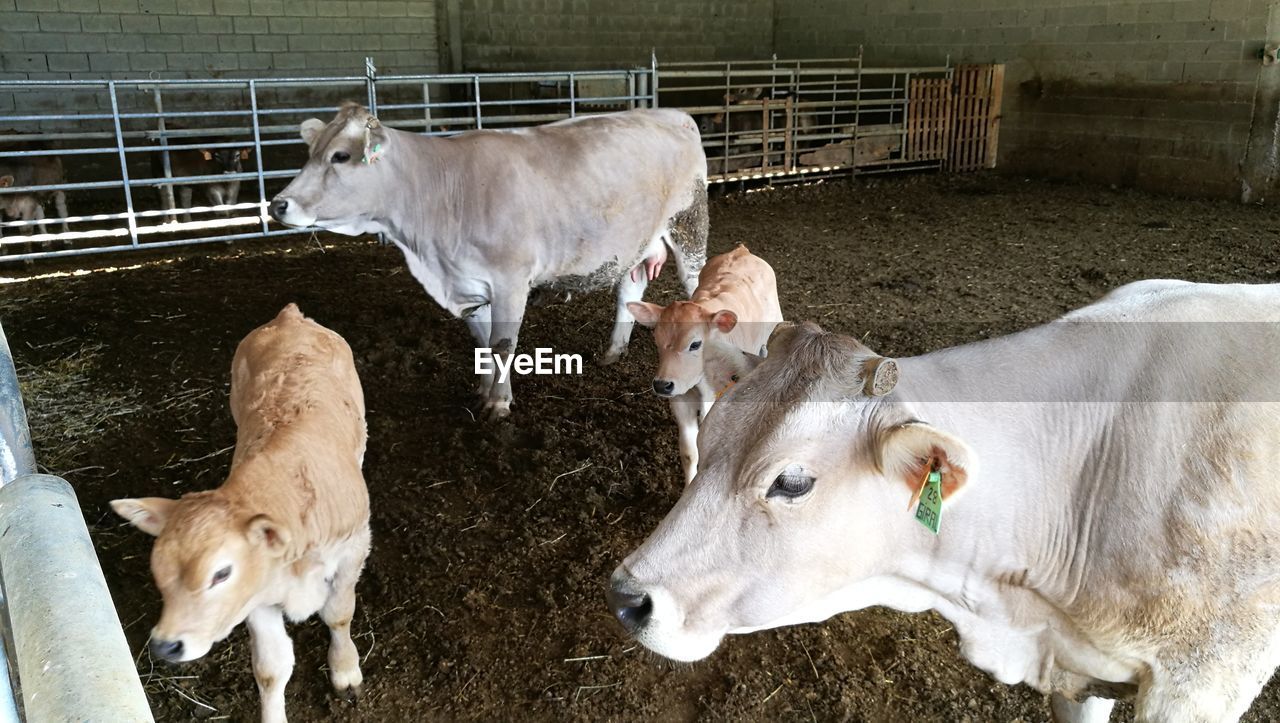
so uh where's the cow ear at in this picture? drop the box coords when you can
[861,356,899,397]
[200,150,213,161]
[878,422,974,507]
[300,118,326,148]
[711,310,738,334]
[626,301,664,328]
[0,175,11,188]
[245,515,291,556]
[111,497,177,537]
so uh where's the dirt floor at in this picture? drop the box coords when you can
[3,173,1280,722]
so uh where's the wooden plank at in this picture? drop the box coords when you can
[985,64,1004,169]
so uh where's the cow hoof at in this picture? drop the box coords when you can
[336,684,362,702]
[599,347,627,366]
[483,400,512,421]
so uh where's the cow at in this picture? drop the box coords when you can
[0,159,69,238]
[608,280,1280,723]
[268,103,709,420]
[151,139,252,222]
[627,244,782,483]
[111,303,370,723]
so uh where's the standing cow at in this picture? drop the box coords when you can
[113,304,370,723]
[269,103,709,419]
[627,244,782,482]
[609,280,1280,723]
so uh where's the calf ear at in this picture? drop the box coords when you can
[626,301,664,328]
[711,310,738,334]
[200,150,213,161]
[0,175,11,188]
[877,422,974,508]
[245,514,291,556]
[111,497,176,537]
[300,118,326,148]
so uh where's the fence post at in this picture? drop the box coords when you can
[248,80,269,234]
[365,56,378,116]
[108,82,140,247]
[152,87,176,221]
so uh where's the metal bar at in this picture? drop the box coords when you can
[248,79,269,235]
[0,226,314,263]
[365,56,378,115]
[107,81,139,248]
[153,86,177,221]
[0,324,152,721]
[473,75,483,129]
[568,72,576,118]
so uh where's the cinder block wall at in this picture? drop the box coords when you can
[774,0,1273,198]
[456,0,774,71]
[0,0,439,80]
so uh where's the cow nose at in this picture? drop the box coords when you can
[607,585,653,634]
[268,198,289,221]
[652,379,675,396]
[150,638,184,662]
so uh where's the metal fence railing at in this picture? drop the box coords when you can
[0,321,153,720]
[0,57,656,264]
[0,53,998,263]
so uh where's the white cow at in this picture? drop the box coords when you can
[610,280,1280,722]
[270,103,709,419]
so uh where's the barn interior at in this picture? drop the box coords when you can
[1,1,1279,721]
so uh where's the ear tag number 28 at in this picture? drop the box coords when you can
[914,468,943,534]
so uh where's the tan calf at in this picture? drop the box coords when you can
[112,304,370,723]
[629,244,783,482]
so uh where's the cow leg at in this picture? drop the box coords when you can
[207,185,226,217]
[670,389,701,484]
[178,186,193,223]
[246,605,294,723]
[53,190,68,234]
[29,203,45,236]
[664,233,702,297]
[321,531,368,700]
[1050,694,1114,723]
[601,272,647,366]
[159,184,177,221]
[483,291,527,420]
[226,179,241,208]
[463,304,496,400]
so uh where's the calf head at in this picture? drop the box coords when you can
[608,322,975,661]
[628,300,739,397]
[111,491,291,663]
[269,102,391,235]
[201,147,251,175]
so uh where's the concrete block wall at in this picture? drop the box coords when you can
[0,0,439,81]
[774,0,1274,198]
[457,0,774,71]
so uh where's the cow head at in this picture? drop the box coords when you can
[607,322,974,661]
[627,300,740,397]
[269,102,391,235]
[111,491,292,663]
[200,147,251,175]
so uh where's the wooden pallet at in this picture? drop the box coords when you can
[904,64,1004,172]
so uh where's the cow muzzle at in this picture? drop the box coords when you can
[606,568,724,662]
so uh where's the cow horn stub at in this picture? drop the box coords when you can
[365,117,381,130]
[862,357,899,397]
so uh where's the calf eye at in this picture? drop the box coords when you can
[330,150,351,164]
[210,566,232,588]
[689,340,702,351]
[767,473,815,500]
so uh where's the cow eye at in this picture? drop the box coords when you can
[767,473,815,500]
[210,566,232,588]
[689,340,702,351]
[330,150,350,164]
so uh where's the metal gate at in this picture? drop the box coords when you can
[0,55,1003,264]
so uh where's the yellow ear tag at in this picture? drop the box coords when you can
[913,468,943,534]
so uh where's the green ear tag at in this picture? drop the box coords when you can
[914,470,943,534]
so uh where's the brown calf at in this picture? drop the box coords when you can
[112,303,370,723]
